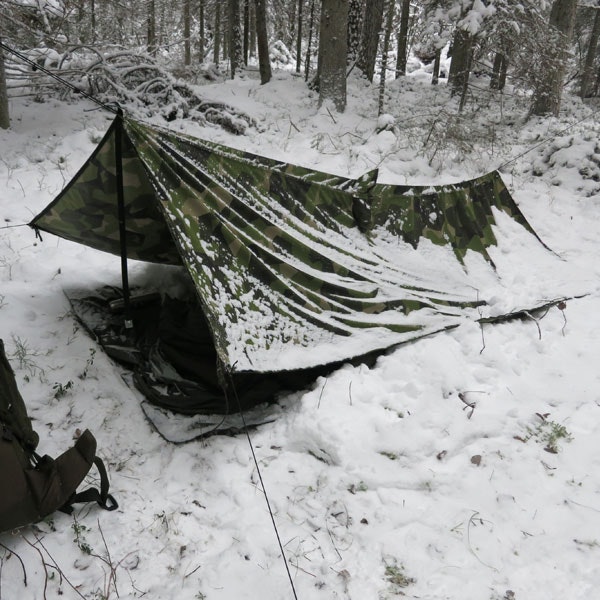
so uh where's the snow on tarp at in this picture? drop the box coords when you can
[30,115,575,374]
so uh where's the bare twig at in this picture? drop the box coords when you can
[288,116,300,133]
[0,541,28,587]
[288,558,316,577]
[317,378,328,409]
[184,564,201,579]
[20,536,49,600]
[96,520,119,599]
[27,533,87,600]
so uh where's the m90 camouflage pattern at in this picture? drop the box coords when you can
[30,115,549,374]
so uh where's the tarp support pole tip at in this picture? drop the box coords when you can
[114,113,132,330]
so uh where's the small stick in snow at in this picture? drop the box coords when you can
[317,378,328,408]
[25,532,87,600]
[0,541,27,587]
[288,117,300,133]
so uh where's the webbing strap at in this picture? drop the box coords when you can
[61,456,118,514]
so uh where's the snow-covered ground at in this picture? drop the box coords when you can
[1,67,600,600]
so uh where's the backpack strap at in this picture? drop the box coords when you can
[29,429,118,520]
[61,455,118,514]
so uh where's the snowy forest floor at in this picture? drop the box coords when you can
[1,66,600,600]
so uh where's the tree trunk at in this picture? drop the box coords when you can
[358,0,384,82]
[229,0,243,78]
[214,1,221,64]
[243,0,250,65]
[184,0,191,65]
[158,1,166,51]
[249,0,257,58]
[347,0,363,66]
[305,0,316,81]
[199,0,205,63]
[91,0,96,43]
[531,0,578,116]
[147,0,157,56]
[490,52,508,90]
[395,0,411,77]
[448,27,473,96]
[255,0,272,84]
[581,8,600,98]
[318,0,348,111]
[431,48,441,85]
[290,0,297,50]
[0,43,9,130]
[378,0,395,115]
[296,0,304,73]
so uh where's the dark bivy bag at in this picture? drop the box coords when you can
[0,339,117,534]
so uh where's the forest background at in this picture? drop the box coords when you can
[1,0,599,128]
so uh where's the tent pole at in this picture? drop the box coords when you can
[115,109,133,331]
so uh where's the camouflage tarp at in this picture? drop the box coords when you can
[30,115,558,375]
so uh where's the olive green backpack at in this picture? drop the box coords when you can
[0,339,117,533]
